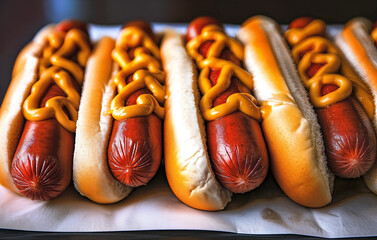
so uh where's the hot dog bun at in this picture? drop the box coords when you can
[0,25,57,194]
[73,21,167,203]
[334,17,377,194]
[238,16,333,208]
[161,29,232,211]
[73,36,133,204]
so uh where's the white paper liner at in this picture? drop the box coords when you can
[0,23,376,238]
[1,169,377,237]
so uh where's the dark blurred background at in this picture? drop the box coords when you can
[1,0,377,104]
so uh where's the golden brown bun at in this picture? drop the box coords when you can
[334,17,377,194]
[161,29,232,211]
[238,16,333,208]
[73,36,133,204]
[0,25,57,194]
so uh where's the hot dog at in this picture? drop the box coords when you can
[0,20,92,200]
[334,18,377,194]
[161,17,269,211]
[107,21,163,188]
[238,16,377,207]
[285,17,376,179]
[73,21,164,203]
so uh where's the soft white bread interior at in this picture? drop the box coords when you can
[0,25,56,194]
[238,16,333,208]
[73,36,133,204]
[334,17,377,194]
[161,29,232,211]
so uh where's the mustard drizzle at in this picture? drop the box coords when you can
[186,25,261,122]
[372,27,377,43]
[23,28,91,132]
[284,19,327,46]
[108,26,165,120]
[286,20,374,115]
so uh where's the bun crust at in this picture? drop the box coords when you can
[73,37,133,204]
[238,16,333,207]
[161,29,231,211]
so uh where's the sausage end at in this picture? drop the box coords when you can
[11,154,64,200]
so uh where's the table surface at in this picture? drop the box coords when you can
[2,229,375,239]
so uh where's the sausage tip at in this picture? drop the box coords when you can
[327,135,376,178]
[108,137,160,188]
[211,154,268,194]
[11,154,63,200]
